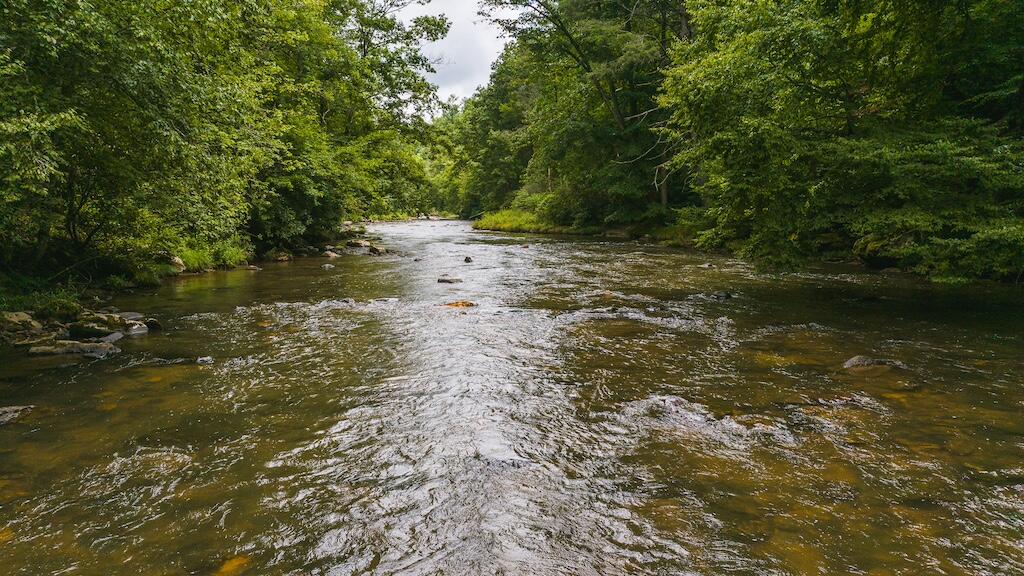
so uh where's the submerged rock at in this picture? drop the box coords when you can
[28,341,120,358]
[843,355,908,370]
[99,331,124,344]
[197,356,215,365]
[144,318,163,331]
[321,264,336,270]
[445,301,477,308]
[69,321,119,339]
[437,275,463,284]
[0,406,32,426]
[124,320,149,336]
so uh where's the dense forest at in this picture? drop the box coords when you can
[436,0,1024,282]
[1,0,449,301]
[1,0,1023,305]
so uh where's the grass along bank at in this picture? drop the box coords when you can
[473,210,599,235]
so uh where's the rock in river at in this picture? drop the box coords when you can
[445,301,477,308]
[29,341,120,358]
[464,256,473,263]
[843,355,908,370]
[438,275,463,284]
[0,406,32,426]
[322,250,340,258]
[1,312,43,333]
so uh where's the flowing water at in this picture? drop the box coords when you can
[1,221,1023,575]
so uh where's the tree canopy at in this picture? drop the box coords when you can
[441,0,1024,282]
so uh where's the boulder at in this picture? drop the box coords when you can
[368,245,387,255]
[445,301,477,308]
[29,341,120,358]
[843,356,908,370]
[99,331,125,344]
[144,318,163,331]
[1,312,42,333]
[12,333,58,347]
[69,321,119,339]
[0,406,32,426]
[346,239,372,248]
[170,256,187,273]
[124,320,149,336]
[322,251,341,258]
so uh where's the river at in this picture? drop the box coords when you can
[1,220,1022,575]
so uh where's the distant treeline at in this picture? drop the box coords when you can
[432,0,1024,282]
[1,0,450,290]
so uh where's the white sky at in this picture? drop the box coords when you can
[400,0,509,102]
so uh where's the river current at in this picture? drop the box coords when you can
[1,221,1022,575]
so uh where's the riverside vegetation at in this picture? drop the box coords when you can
[1,0,1023,321]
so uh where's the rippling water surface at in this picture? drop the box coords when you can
[1,221,1023,575]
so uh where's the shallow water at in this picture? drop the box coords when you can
[1,220,1023,575]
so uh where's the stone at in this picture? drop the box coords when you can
[124,320,149,336]
[464,256,473,263]
[346,239,372,248]
[710,291,734,301]
[28,341,120,358]
[368,245,387,255]
[437,275,463,284]
[69,321,119,339]
[445,301,477,308]
[322,251,340,258]
[144,318,163,331]
[1,312,42,333]
[321,264,336,270]
[0,406,32,426]
[843,356,908,370]
[99,331,124,344]
[12,333,57,347]
[170,256,187,273]
[197,356,215,365]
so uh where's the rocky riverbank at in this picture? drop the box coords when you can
[1,309,160,360]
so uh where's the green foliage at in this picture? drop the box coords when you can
[437,1,693,223]
[657,0,1024,280]
[474,210,575,234]
[0,0,450,301]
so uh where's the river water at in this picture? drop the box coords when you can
[1,221,1022,575]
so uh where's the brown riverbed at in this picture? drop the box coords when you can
[1,220,1022,575]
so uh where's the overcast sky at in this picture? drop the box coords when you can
[400,0,509,102]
